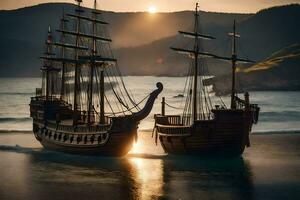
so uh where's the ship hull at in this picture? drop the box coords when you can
[29,81,163,157]
[33,120,136,157]
[156,110,253,156]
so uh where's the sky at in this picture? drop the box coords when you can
[0,0,300,13]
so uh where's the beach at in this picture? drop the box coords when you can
[0,131,300,200]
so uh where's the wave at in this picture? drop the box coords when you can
[0,129,32,134]
[0,145,42,154]
[0,92,35,95]
[259,111,300,122]
[252,129,300,135]
[0,117,32,123]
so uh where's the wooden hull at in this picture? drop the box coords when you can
[33,120,136,157]
[156,110,254,156]
[29,82,163,157]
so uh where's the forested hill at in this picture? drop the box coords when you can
[0,3,299,77]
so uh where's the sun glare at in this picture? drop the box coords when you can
[148,6,157,14]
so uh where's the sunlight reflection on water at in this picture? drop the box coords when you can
[129,158,164,200]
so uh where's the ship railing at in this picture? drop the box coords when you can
[234,95,260,124]
[31,95,61,102]
[156,123,191,136]
[234,96,259,111]
[154,114,191,135]
[75,111,111,125]
[46,120,111,133]
[74,125,111,133]
[155,115,182,126]
[234,96,246,109]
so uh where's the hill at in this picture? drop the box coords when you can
[115,4,300,76]
[0,3,300,78]
[0,3,250,77]
[211,44,300,94]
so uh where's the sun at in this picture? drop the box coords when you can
[148,6,157,14]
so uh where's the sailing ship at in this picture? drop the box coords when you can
[30,0,163,156]
[153,3,260,156]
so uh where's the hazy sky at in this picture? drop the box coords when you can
[0,0,299,13]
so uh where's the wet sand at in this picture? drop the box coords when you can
[0,132,300,200]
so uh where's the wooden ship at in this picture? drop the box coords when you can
[153,3,260,156]
[30,0,163,156]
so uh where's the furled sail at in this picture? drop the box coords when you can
[170,47,217,58]
[179,31,216,40]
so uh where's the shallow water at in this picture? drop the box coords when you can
[0,133,300,200]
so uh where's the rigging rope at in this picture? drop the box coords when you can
[104,70,132,113]
[104,93,115,116]
[106,93,150,116]
[165,101,183,110]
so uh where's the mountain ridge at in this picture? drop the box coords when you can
[0,3,299,78]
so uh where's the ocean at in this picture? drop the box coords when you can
[1,77,300,133]
[0,77,300,200]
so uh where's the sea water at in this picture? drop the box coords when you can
[0,77,300,133]
[0,77,300,200]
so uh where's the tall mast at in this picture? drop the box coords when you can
[193,3,199,122]
[73,0,82,112]
[60,9,67,100]
[170,3,217,123]
[87,0,97,124]
[100,67,105,124]
[45,25,52,100]
[231,20,237,109]
[99,0,105,124]
[98,4,105,125]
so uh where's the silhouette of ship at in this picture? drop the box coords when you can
[30,0,162,156]
[154,3,260,156]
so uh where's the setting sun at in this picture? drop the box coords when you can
[148,5,157,14]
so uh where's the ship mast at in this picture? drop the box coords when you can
[45,26,53,100]
[40,0,117,124]
[73,0,83,112]
[193,3,199,122]
[68,0,115,125]
[170,2,216,124]
[168,8,255,119]
[230,20,237,109]
[87,0,96,124]
[227,20,255,109]
[60,10,67,101]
